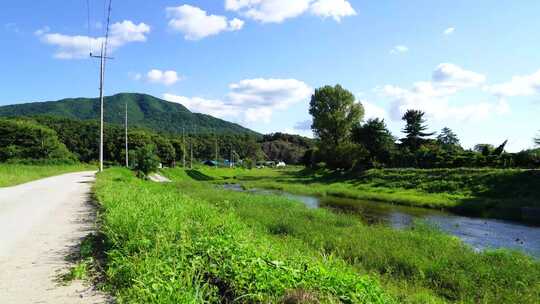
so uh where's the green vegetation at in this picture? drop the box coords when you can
[131,145,160,177]
[156,168,539,303]
[95,168,393,303]
[0,93,257,136]
[306,85,540,170]
[198,167,540,224]
[0,118,74,162]
[0,163,95,187]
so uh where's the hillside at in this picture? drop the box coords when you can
[0,93,258,136]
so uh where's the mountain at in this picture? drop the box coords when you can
[0,93,258,136]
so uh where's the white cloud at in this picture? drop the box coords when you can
[225,0,356,23]
[167,5,243,40]
[310,0,357,22]
[37,20,150,59]
[164,78,312,124]
[486,69,540,97]
[362,100,388,121]
[432,63,486,91]
[229,18,245,30]
[444,27,455,35]
[390,45,408,54]
[381,64,507,122]
[34,26,50,36]
[146,69,182,86]
[228,78,312,109]
[163,95,239,118]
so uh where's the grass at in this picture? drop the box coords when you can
[0,163,96,187]
[94,168,394,303]
[159,168,540,303]
[200,167,540,224]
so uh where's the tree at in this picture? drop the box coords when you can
[319,142,369,170]
[352,118,396,166]
[152,136,176,167]
[309,85,364,146]
[400,110,435,151]
[493,140,508,156]
[535,132,540,146]
[0,119,73,162]
[474,144,494,156]
[437,127,460,146]
[131,145,160,178]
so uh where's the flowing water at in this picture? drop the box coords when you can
[222,184,540,258]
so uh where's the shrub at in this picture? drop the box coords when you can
[131,145,160,177]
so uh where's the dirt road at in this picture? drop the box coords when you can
[0,171,108,303]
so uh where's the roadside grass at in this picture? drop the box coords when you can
[95,168,394,303]
[162,168,540,303]
[0,163,96,187]
[201,167,540,223]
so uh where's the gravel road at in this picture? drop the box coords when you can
[0,171,109,304]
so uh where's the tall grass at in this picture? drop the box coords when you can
[0,163,96,187]
[162,168,540,303]
[203,167,540,223]
[95,168,394,303]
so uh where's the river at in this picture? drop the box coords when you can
[223,184,540,258]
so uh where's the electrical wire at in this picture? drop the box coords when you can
[86,0,92,56]
[103,0,113,58]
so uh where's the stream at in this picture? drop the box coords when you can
[222,184,540,258]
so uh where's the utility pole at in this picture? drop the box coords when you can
[182,127,186,168]
[125,101,128,168]
[90,43,108,172]
[214,132,219,168]
[90,0,113,172]
[190,125,195,169]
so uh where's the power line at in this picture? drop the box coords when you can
[103,0,113,58]
[86,0,92,55]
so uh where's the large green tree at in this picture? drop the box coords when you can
[400,110,435,151]
[437,127,460,146]
[309,85,364,146]
[0,118,73,161]
[352,118,396,166]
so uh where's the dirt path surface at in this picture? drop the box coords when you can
[0,171,109,304]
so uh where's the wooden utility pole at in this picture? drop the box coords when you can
[182,127,186,168]
[125,101,128,167]
[214,133,219,168]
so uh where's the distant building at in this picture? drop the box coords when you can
[203,160,218,167]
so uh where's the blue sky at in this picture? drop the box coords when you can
[1,0,540,151]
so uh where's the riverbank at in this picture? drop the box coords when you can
[94,168,393,303]
[198,167,540,224]
[157,168,539,303]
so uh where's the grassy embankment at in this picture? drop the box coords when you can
[201,167,540,223]
[93,168,539,303]
[0,163,96,187]
[94,168,393,303]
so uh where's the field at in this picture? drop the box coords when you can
[92,168,540,303]
[201,167,540,223]
[0,163,96,187]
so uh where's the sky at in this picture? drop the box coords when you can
[1,0,540,152]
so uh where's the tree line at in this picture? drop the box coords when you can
[305,85,540,169]
[0,116,312,166]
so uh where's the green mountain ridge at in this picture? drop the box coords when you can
[0,93,259,136]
